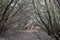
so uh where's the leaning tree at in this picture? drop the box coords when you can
[0,0,33,36]
[32,0,60,40]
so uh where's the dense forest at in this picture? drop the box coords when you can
[0,0,60,40]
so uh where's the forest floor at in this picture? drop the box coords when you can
[0,28,55,40]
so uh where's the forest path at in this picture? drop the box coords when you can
[0,29,55,40]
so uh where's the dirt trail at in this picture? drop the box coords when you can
[0,29,55,40]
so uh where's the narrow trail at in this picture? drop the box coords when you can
[0,29,55,40]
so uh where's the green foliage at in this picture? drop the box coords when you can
[0,0,3,4]
[58,9,60,13]
[38,0,44,2]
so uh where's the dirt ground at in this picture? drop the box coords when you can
[0,29,55,40]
